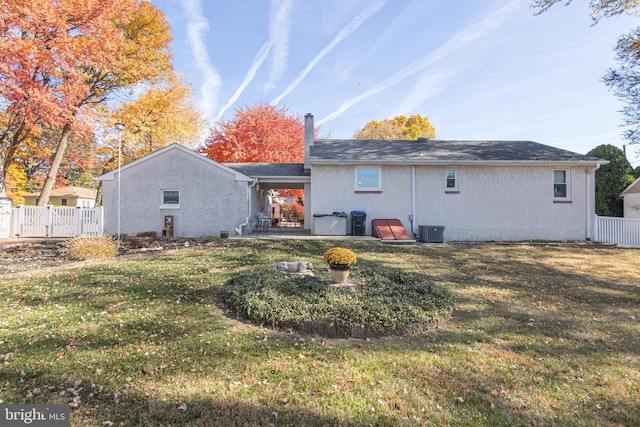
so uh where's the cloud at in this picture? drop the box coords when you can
[265,0,294,93]
[317,0,524,127]
[271,0,387,106]
[182,0,222,119]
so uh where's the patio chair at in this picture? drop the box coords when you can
[257,212,271,232]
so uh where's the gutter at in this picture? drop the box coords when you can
[235,179,258,236]
[410,166,416,238]
[311,160,607,167]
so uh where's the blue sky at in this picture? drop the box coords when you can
[150,0,637,161]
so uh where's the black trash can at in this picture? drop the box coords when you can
[351,210,366,236]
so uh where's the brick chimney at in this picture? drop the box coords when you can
[304,113,314,170]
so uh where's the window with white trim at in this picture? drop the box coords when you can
[161,189,180,208]
[355,167,381,191]
[553,170,569,199]
[446,168,458,191]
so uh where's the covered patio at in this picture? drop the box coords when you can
[222,163,311,235]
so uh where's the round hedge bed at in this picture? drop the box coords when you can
[220,265,452,338]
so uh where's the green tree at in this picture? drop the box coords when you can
[354,114,436,140]
[587,144,635,216]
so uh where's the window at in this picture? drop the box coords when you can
[446,169,458,191]
[355,167,381,191]
[554,170,569,199]
[61,198,68,206]
[161,190,180,208]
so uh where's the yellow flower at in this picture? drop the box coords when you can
[322,247,357,267]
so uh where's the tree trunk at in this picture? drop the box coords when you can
[0,126,18,198]
[37,122,72,206]
[94,180,103,206]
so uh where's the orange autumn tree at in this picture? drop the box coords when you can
[0,0,172,204]
[199,103,309,212]
[0,0,133,197]
[199,103,305,163]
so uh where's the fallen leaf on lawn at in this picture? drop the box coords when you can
[278,397,288,404]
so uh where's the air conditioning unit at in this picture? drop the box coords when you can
[418,225,445,243]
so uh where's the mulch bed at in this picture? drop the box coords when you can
[0,237,219,276]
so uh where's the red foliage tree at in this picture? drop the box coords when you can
[199,103,305,163]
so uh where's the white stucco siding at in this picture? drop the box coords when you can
[623,192,640,218]
[310,163,594,241]
[416,165,591,241]
[102,148,249,237]
[310,165,413,235]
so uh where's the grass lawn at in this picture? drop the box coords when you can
[0,240,638,426]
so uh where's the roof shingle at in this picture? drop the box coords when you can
[310,139,603,163]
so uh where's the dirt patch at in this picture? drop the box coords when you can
[0,236,226,276]
[0,238,69,274]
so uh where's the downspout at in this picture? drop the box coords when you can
[586,163,601,241]
[410,165,417,238]
[235,179,258,235]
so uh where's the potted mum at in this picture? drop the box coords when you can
[322,247,356,283]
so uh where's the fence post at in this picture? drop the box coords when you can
[98,206,104,236]
[15,205,24,237]
[45,205,53,237]
[76,206,83,236]
[0,197,11,239]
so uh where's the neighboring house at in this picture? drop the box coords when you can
[620,177,640,218]
[22,186,97,207]
[98,114,605,241]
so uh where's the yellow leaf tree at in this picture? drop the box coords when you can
[354,114,436,140]
[103,75,206,169]
[94,75,207,205]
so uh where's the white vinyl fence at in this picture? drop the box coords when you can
[10,205,103,238]
[0,198,10,238]
[594,215,640,248]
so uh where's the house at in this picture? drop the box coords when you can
[620,177,640,218]
[22,186,97,207]
[98,114,605,241]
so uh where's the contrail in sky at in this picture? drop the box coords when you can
[271,0,386,106]
[265,0,293,92]
[318,0,523,127]
[182,0,222,119]
[215,0,293,120]
[215,42,272,121]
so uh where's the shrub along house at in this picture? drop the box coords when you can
[98,114,604,241]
